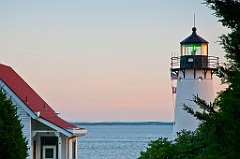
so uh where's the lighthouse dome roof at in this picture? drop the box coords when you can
[180,27,208,44]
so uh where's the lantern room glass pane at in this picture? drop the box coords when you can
[201,44,208,56]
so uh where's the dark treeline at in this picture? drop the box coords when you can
[71,121,173,126]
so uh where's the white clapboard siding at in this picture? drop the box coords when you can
[61,135,67,159]
[17,102,31,159]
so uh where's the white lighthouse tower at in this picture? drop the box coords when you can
[171,26,219,136]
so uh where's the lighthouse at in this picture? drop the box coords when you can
[170,26,219,136]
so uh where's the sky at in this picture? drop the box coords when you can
[0,0,229,122]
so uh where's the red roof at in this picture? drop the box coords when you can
[0,64,77,129]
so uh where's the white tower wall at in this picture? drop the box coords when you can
[173,69,214,135]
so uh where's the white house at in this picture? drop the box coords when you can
[0,63,87,159]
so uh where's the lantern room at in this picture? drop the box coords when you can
[181,43,208,56]
[179,27,209,69]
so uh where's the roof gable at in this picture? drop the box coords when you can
[0,64,77,130]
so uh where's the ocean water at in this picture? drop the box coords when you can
[77,124,173,159]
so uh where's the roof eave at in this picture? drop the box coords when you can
[66,128,87,137]
[0,79,75,137]
[180,41,209,44]
[36,117,73,137]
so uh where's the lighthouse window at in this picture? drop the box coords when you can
[181,44,208,56]
[201,44,208,56]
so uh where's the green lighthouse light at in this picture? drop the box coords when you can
[193,45,196,51]
[192,45,197,55]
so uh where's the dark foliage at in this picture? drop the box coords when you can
[0,88,28,159]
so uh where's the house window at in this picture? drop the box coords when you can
[33,140,36,159]
[41,137,58,159]
[72,139,76,159]
[43,146,56,159]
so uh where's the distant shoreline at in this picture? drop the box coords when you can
[71,121,174,126]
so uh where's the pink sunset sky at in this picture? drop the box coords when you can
[0,0,228,122]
